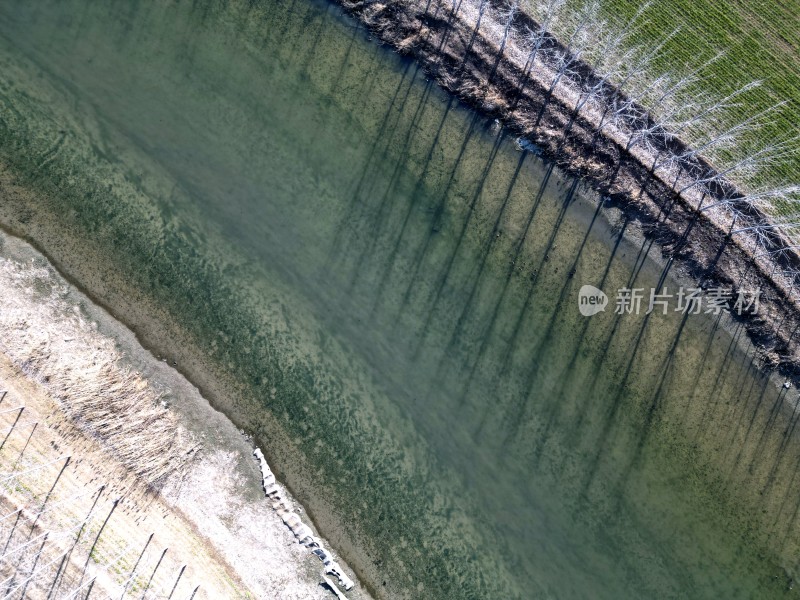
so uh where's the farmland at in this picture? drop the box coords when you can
[591,0,799,195]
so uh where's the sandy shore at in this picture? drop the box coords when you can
[0,230,371,599]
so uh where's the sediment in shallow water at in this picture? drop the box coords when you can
[2,1,800,598]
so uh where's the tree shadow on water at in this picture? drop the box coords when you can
[324,60,422,273]
[386,110,483,332]
[345,70,447,296]
[525,212,633,465]
[499,179,603,449]
[438,159,557,420]
[409,128,510,361]
[368,93,461,318]
[433,147,531,374]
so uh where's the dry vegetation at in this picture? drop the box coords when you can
[0,244,360,599]
[0,364,246,599]
[0,257,196,489]
[0,254,248,598]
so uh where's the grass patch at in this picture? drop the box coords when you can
[592,0,799,197]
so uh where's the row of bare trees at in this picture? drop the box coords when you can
[413,0,799,299]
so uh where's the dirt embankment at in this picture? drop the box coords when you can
[334,0,800,379]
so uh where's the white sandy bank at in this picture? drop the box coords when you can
[0,229,370,599]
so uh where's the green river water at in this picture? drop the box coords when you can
[1,0,800,598]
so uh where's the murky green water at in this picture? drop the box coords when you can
[1,0,800,598]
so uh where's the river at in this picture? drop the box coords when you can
[0,0,798,597]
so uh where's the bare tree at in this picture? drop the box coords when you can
[700,184,800,213]
[661,80,762,147]
[509,0,565,111]
[533,2,599,127]
[455,0,491,79]
[732,215,800,237]
[587,41,685,152]
[649,101,778,176]
[559,22,645,140]
[486,0,519,88]
[677,138,797,199]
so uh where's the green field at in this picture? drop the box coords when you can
[523,0,798,206]
[605,0,799,190]
[616,0,800,184]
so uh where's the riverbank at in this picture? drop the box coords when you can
[2,0,800,596]
[0,231,368,599]
[335,0,800,380]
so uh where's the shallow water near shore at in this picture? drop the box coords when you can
[2,0,800,598]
